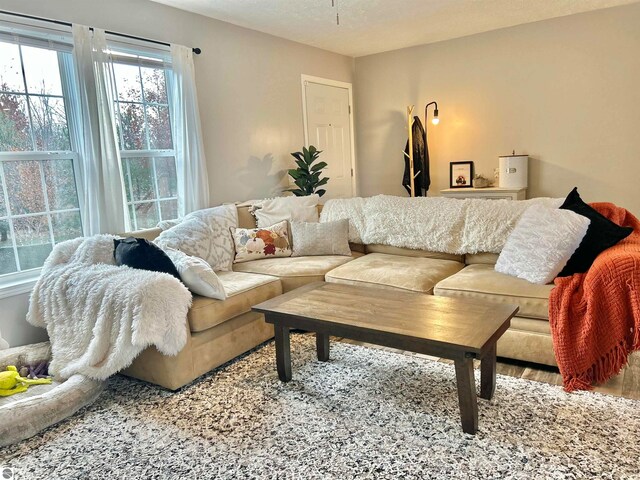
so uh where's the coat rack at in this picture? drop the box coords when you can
[404,105,420,197]
[403,101,438,197]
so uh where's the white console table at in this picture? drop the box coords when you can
[440,187,527,200]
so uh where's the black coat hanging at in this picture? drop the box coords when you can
[402,116,431,196]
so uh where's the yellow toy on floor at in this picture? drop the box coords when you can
[0,365,52,396]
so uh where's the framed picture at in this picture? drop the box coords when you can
[449,161,474,188]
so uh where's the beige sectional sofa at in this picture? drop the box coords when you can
[121,204,557,390]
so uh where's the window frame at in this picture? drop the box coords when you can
[109,50,177,231]
[0,32,82,291]
[119,149,178,231]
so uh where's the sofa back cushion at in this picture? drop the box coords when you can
[465,252,500,266]
[238,205,256,229]
[237,204,324,229]
[365,244,463,263]
[117,227,162,242]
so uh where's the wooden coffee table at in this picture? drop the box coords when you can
[253,282,518,434]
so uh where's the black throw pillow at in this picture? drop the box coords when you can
[557,187,633,276]
[113,237,181,280]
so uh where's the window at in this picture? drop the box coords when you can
[111,53,177,230]
[0,21,190,287]
[0,39,82,276]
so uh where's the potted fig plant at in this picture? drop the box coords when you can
[286,145,329,197]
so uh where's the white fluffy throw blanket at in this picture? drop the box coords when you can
[321,195,563,254]
[27,235,192,381]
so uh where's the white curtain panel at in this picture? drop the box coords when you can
[71,25,129,234]
[169,45,210,217]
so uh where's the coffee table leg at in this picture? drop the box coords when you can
[316,332,330,361]
[480,343,497,400]
[454,356,478,435]
[274,324,292,382]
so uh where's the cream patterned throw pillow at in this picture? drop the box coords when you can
[290,219,351,257]
[156,204,238,271]
[232,220,292,263]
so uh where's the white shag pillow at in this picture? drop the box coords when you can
[255,194,319,228]
[290,219,351,257]
[163,248,227,300]
[495,204,590,284]
[156,204,238,271]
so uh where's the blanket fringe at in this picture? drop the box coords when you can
[563,341,632,392]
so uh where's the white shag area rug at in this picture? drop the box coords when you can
[1,334,639,479]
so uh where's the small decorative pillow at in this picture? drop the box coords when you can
[113,237,181,280]
[558,187,633,276]
[232,220,292,263]
[162,248,227,300]
[290,219,351,257]
[255,195,319,228]
[495,204,590,285]
[156,204,238,271]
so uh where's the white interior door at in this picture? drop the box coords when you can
[303,78,354,199]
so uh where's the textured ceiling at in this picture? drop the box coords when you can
[150,0,639,57]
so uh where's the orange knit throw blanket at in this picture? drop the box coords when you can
[549,202,640,392]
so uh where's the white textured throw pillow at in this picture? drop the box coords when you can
[291,219,351,257]
[495,204,590,284]
[255,195,319,228]
[163,248,227,300]
[156,204,238,271]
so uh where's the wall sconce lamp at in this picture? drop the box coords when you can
[425,101,439,125]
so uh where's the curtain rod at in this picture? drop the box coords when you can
[0,10,202,55]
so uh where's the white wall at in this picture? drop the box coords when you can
[354,3,640,214]
[0,292,48,347]
[0,0,354,346]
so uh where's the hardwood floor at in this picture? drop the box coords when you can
[332,336,640,400]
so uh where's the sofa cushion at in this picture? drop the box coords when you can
[233,254,360,292]
[365,244,463,263]
[325,253,464,294]
[187,272,282,333]
[511,316,551,335]
[237,205,257,229]
[433,264,553,320]
[464,252,499,266]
